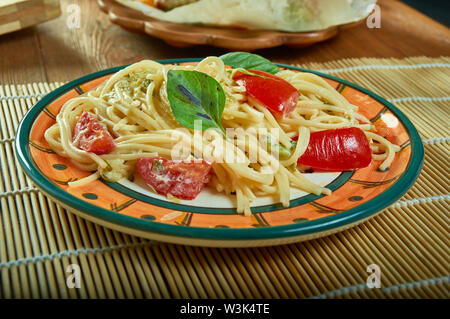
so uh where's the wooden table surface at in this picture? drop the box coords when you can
[0,0,449,84]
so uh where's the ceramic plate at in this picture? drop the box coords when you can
[16,59,423,247]
[97,0,365,51]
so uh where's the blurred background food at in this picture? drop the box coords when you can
[118,0,377,32]
[140,0,199,11]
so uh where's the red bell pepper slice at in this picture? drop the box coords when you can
[233,70,300,115]
[296,127,372,171]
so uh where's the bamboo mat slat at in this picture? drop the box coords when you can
[0,57,449,299]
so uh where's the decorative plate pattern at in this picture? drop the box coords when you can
[16,59,424,247]
[97,0,365,51]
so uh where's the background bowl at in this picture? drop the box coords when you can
[98,0,366,51]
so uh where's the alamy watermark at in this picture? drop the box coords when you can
[64,261,382,291]
[66,264,81,289]
[367,4,381,29]
[366,264,381,288]
[169,122,284,174]
[66,4,81,29]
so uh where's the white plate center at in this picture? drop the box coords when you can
[117,172,341,209]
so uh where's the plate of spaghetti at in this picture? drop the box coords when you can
[16,53,423,247]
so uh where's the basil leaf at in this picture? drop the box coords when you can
[220,52,279,74]
[166,70,226,134]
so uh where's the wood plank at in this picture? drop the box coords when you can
[0,0,61,35]
[0,27,47,84]
[0,0,449,84]
[0,0,60,83]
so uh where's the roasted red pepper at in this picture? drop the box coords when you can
[234,70,300,115]
[296,127,372,171]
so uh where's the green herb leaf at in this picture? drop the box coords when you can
[234,69,273,79]
[220,52,279,74]
[166,70,226,134]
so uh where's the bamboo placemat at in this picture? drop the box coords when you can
[0,57,449,299]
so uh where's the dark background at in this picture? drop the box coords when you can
[403,0,450,26]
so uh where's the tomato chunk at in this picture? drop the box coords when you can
[72,111,115,155]
[137,157,212,200]
[233,70,300,115]
[296,127,372,171]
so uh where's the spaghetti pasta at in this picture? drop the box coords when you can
[44,56,399,216]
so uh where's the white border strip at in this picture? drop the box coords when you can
[391,195,450,209]
[0,138,15,144]
[388,96,450,103]
[0,187,40,198]
[310,276,450,299]
[423,137,450,145]
[0,240,153,269]
[316,63,450,74]
[0,93,46,101]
